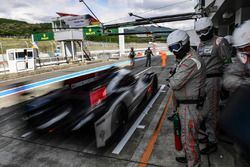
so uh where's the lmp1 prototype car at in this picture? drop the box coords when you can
[24,66,158,147]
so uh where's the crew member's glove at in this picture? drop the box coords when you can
[169,67,176,76]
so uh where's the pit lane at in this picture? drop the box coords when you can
[0,56,173,167]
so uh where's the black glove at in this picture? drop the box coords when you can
[169,67,176,76]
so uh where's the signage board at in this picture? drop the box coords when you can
[33,32,54,41]
[83,27,101,36]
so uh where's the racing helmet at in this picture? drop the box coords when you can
[232,20,250,63]
[195,17,214,41]
[167,30,190,60]
[233,20,250,48]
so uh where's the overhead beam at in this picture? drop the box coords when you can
[104,12,199,29]
[106,31,172,36]
[135,12,197,21]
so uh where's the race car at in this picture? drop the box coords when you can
[23,66,158,147]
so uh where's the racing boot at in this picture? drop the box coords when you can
[175,157,187,164]
[200,142,217,155]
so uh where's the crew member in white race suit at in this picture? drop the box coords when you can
[223,20,250,92]
[167,30,206,167]
[194,17,232,155]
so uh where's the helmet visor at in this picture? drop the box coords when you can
[196,27,211,36]
[168,42,182,52]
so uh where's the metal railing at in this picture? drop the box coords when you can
[35,56,85,68]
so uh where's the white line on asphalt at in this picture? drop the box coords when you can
[21,131,33,138]
[135,67,152,77]
[112,85,165,155]
[137,125,145,129]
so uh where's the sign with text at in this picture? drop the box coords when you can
[83,26,119,36]
[83,27,101,36]
[33,32,54,41]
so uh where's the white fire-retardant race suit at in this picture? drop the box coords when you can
[170,49,206,167]
[198,36,231,143]
[223,57,250,92]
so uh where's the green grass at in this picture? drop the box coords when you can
[0,37,56,54]
[0,37,160,56]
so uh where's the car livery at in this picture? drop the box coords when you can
[24,66,158,147]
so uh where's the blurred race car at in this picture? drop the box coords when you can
[24,66,158,147]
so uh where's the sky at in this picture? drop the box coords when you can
[0,0,196,30]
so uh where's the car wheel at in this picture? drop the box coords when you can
[111,103,127,134]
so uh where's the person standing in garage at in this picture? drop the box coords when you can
[223,20,250,92]
[145,47,153,67]
[194,17,232,155]
[167,30,206,167]
[129,47,136,67]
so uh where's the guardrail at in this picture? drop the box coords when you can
[36,56,88,67]
[85,46,169,60]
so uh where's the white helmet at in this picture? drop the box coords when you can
[167,30,190,59]
[194,17,213,31]
[195,17,214,41]
[232,20,250,48]
[167,30,189,51]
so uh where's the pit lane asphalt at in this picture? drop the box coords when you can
[0,56,175,167]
